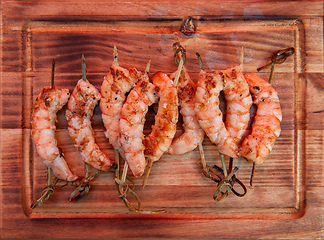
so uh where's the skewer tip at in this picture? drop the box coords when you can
[113,46,118,65]
[142,159,153,188]
[239,45,245,66]
[250,162,256,186]
[81,54,86,81]
[51,59,56,87]
[196,52,204,71]
[145,59,151,76]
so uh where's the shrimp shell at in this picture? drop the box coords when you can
[168,68,205,155]
[220,65,253,144]
[66,79,116,171]
[31,86,78,182]
[119,75,158,177]
[195,70,239,158]
[239,73,282,165]
[144,71,179,162]
[100,63,141,156]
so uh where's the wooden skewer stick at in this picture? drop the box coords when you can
[141,60,156,189]
[51,59,55,87]
[114,149,120,178]
[196,52,212,178]
[238,45,256,187]
[198,143,207,172]
[250,162,256,186]
[111,45,129,183]
[121,162,128,183]
[142,159,153,188]
[113,46,119,65]
[81,54,87,81]
[173,56,184,87]
[239,45,245,66]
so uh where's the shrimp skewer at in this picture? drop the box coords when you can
[167,42,204,155]
[245,47,293,186]
[66,55,116,172]
[195,49,249,201]
[195,47,251,158]
[246,47,295,186]
[119,61,158,177]
[216,48,251,198]
[117,62,166,213]
[171,44,236,198]
[220,64,253,145]
[31,60,78,182]
[168,67,205,155]
[195,69,239,159]
[100,47,142,156]
[144,72,179,161]
[239,73,282,165]
[142,71,179,186]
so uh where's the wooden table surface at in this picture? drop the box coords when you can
[1,0,323,239]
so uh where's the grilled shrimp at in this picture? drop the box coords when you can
[220,65,253,144]
[66,78,116,171]
[31,86,78,182]
[239,73,282,165]
[168,68,204,155]
[119,73,158,177]
[100,60,141,156]
[144,71,179,162]
[195,70,239,158]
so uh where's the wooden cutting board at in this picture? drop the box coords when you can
[1,0,323,238]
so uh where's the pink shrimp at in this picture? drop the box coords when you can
[239,73,282,165]
[195,70,240,158]
[168,67,205,155]
[31,86,78,182]
[119,73,158,177]
[144,71,179,163]
[100,57,141,156]
[66,78,116,172]
[220,65,253,144]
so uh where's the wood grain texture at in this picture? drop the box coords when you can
[1,0,323,239]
